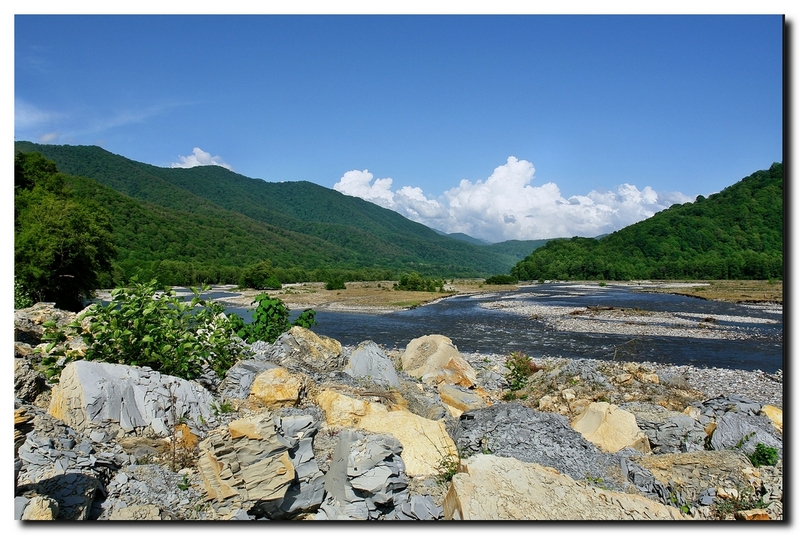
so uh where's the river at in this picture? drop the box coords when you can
[210,283,783,374]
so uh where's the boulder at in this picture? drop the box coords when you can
[315,389,457,477]
[256,413,326,518]
[49,360,217,437]
[453,403,625,488]
[20,495,60,521]
[217,359,277,400]
[14,303,76,346]
[274,326,344,374]
[248,367,304,409]
[760,405,782,434]
[343,340,400,388]
[16,412,123,520]
[622,402,707,454]
[443,455,687,520]
[14,358,46,403]
[401,334,477,388]
[571,402,651,453]
[709,412,782,458]
[197,412,295,507]
[437,384,487,417]
[316,429,411,520]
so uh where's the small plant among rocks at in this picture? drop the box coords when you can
[504,351,541,391]
[748,443,779,467]
[711,486,769,520]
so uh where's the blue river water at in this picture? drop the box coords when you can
[213,283,783,374]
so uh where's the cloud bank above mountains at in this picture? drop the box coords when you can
[171,147,233,170]
[334,157,694,243]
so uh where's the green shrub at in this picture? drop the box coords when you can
[484,274,519,285]
[325,277,346,290]
[72,278,244,380]
[14,277,34,309]
[394,272,444,292]
[229,294,316,344]
[748,443,779,467]
[504,351,540,391]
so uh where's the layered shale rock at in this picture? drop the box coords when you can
[316,429,442,520]
[49,360,218,437]
[454,403,629,489]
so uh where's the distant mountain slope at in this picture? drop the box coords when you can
[511,163,783,281]
[14,142,521,278]
[484,239,550,261]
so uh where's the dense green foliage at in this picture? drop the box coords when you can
[14,142,525,285]
[228,294,316,344]
[747,443,779,467]
[44,279,245,382]
[393,272,445,292]
[511,163,783,281]
[14,152,117,310]
[484,274,519,285]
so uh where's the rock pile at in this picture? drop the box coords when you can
[13,303,784,521]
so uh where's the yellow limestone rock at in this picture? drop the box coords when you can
[401,334,477,388]
[21,496,60,520]
[249,367,303,409]
[315,389,457,477]
[444,455,687,520]
[760,405,782,434]
[571,402,651,453]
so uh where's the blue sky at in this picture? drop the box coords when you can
[13,12,784,242]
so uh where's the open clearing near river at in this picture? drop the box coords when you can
[215,279,782,312]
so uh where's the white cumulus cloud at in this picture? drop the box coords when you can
[170,148,233,170]
[333,156,693,243]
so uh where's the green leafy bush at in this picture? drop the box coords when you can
[484,274,519,285]
[504,351,540,391]
[74,278,244,380]
[325,277,346,290]
[229,294,317,344]
[748,443,779,467]
[14,277,34,309]
[394,272,444,292]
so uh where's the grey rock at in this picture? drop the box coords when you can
[14,358,46,402]
[622,402,707,454]
[709,411,783,458]
[317,429,412,520]
[454,403,628,490]
[14,496,30,520]
[52,360,218,437]
[343,340,400,388]
[218,359,277,400]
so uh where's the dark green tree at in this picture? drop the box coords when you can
[14,152,116,310]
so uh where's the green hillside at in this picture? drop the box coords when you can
[14,142,521,282]
[511,163,783,281]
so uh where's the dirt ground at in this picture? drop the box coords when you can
[632,280,783,304]
[215,279,519,312]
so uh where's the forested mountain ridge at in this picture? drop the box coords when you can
[511,163,783,281]
[14,142,523,282]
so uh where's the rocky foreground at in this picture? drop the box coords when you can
[14,303,783,521]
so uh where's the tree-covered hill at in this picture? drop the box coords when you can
[14,142,522,282]
[511,163,783,281]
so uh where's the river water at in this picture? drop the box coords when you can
[209,284,784,374]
